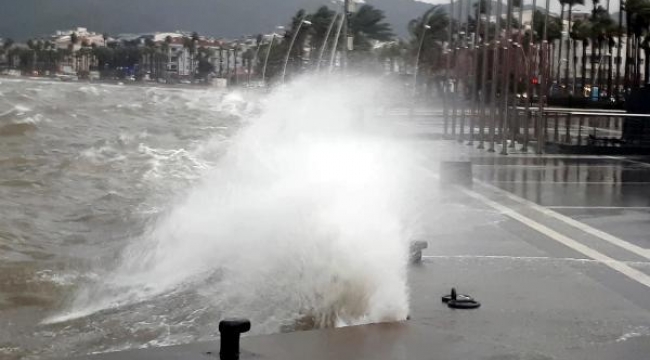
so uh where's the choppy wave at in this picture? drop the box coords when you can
[49,76,421,334]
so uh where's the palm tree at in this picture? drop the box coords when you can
[589,5,615,94]
[571,19,591,94]
[624,0,650,88]
[408,6,449,76]
[309,5,337,64]
[557,0,568,83]
[285,9,310,73]
[349,4,394,53]
[564,0,585,89]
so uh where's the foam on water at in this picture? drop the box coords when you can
[49,76,422,331]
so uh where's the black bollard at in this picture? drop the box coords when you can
[409,240,429,264]
[219,318,251,360]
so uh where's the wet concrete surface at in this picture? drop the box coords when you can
[82,142,650,359]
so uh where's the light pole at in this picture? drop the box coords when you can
[282,19,312,83]
[317,12,340,72]
[261,26,284,86]
[329,12,345,72]
[413,24,431,96]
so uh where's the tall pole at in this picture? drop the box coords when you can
[234,47,239,86]
[317,12,340,72]
[501,0,514,155]
[451,0,459,137]
[262,34,276,85]
[469,0,483,146]
[510,0,524,149]
[444,0,455,136]
[282,20,310,83]
[537,0,551,155]
[489,0,503,152]
[616,1,624,97]
[456,0,467,140]
[459,0,472,142]
[413,25,431,96]
[342,0,350,70]
[522,0,537,152]
[329,14,345,72]
[478,0,490,149]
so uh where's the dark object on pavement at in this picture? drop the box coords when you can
[409,241,428,263]
[440,161,472,188]
[443,288,481,309]
[219,318,251,360]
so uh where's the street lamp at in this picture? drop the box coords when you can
[261,26,284,86]
[281,19,312,83]
[413,24,431,96]
[317,12,340,72]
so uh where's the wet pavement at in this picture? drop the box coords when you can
[82,133,650,359]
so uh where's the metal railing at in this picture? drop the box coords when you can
[384,105,650,154]
[444,105,650,154]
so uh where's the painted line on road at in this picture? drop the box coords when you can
[422,255,650,267]
[475,180,650,260]
[461,187,650,289]
[547,206,650,210]
[606,156,650,168]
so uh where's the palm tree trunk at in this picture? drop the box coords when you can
[597,39,603,99]
[572,39,578,93]
[556,4,565,83]
[645,46,650,85]
[565,5,573,89]
[607,40,613,96]
[581,39,589,94]
[624,25,631,89]
[636,36,640,87]
[590,38,596,87]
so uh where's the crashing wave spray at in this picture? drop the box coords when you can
[50,75,425,331]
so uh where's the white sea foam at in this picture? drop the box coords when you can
[49,75,424,331]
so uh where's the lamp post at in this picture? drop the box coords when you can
[317,12,340,72]
[261,26,284,86]
[281,19,312,83]
[413,24,431,97]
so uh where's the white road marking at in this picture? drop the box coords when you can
[461,187,650,289]
[422,255,650,267]
[606,156,650,168]
[475,180,650,260]
[547,206,650,210]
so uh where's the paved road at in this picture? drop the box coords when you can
[84,135,650,359]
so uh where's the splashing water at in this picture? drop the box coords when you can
[49,76,423,332]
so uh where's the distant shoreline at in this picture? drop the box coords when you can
[0,74,246,91]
